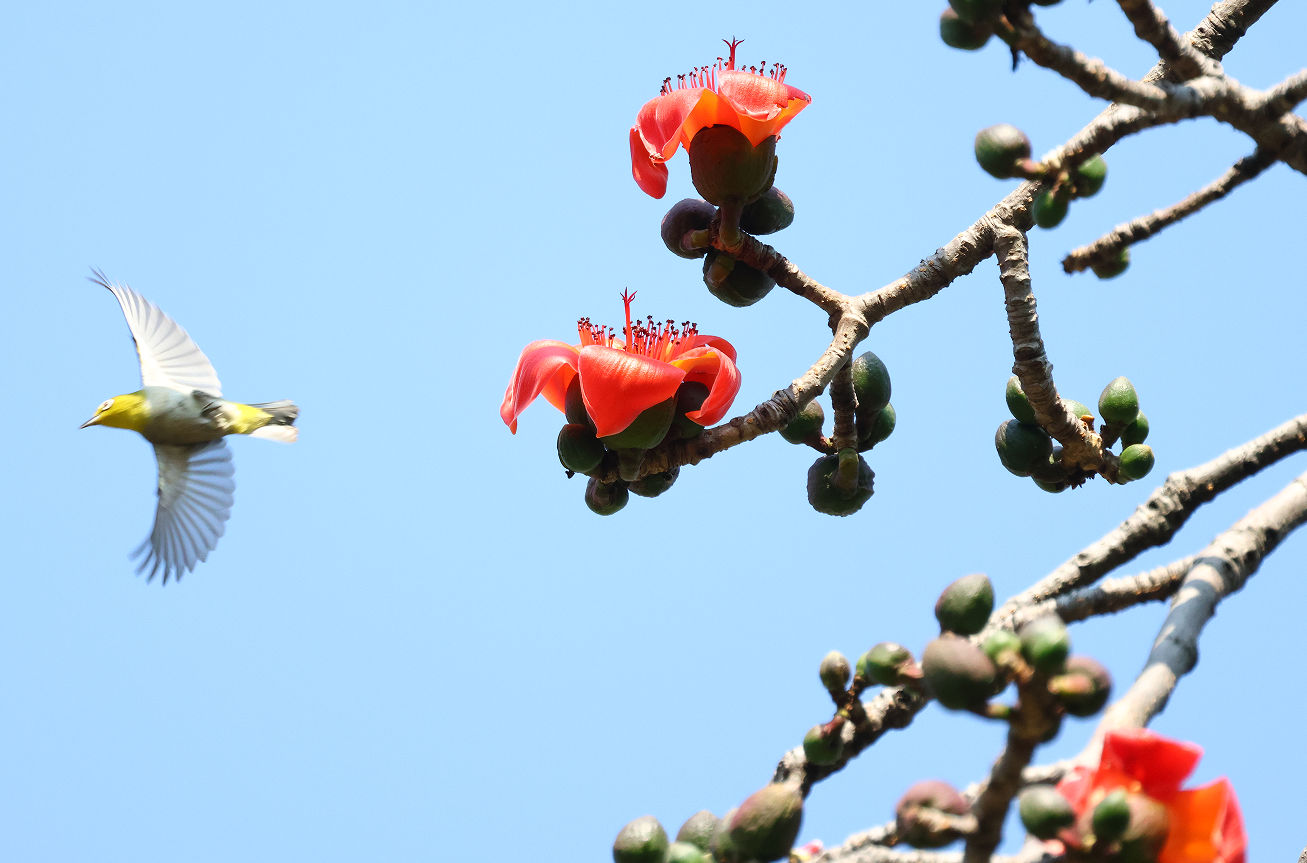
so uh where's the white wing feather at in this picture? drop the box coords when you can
[92,270,223,397]
[133,440,235,584]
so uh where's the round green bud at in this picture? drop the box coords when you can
[677,811,721,852]
[1018,785,1075,840]
[780,400,825,445]
[670,381,710,440]
[688,124,777,207]
[922,633,999,710]
[1033,476,1069,493]
[983,629,1021,664]
[728,784,804,863]
[702,249,775,307]
[1019,616,1071,674]
[1121,410,1149,446]
[807,451,875,517]
[1051,655,1113,717]
[859,404,897,447]
[995,420,1053,477]
[1074,154,1108,198]
[1119,444,1155,481]
[1006,375,1037,425]
[585,478,629,516]
[975,124,1032,179]
[940,8,992,49]
[1098,376,1140,426]
[895,780,970,849]
[614,816,669,863]
[1092,247,1130,279]
[667,841,712,863]
[739,186,795,235]
[863,642,915,686]
[661,198,717,260]
[1092,789,1132,844]
[629,466,680,498]
[851,351,892,416]
[802,723,844,766]
[935,574,994,636]
[949,0,1004,25]
[601,397,676,450]
[819,650,851,693]
[1065,400,1093,424]
[1118,794,1171,863]
[709,809,738,863]
[558,424,606,474]
[564,375,593,429]
[1033,188,1069,229]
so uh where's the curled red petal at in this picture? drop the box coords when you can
[1160,780,1245,863]
[670,346,741,427]
[577,345,685,438]
[1214,779,1247,863]
[500,340,580,433]
[629,126,668,198]
[1101,728,1203,800]
[717,70,802,118]
[679,333,737,363]
[635,88,704,160]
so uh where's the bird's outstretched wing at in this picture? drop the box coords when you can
[90,270,223,397]
[133,439,235,584]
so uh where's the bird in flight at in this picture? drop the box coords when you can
[81,270,299,584]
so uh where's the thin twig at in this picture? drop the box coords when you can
[1116,0,1217,81]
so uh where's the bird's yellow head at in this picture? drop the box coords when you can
[81,392,149,431]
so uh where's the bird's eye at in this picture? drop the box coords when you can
[99,399,114,411]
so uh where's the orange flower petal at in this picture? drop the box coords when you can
[1160,780,1245,863]
[670,345,741,426]
[629,126,669,199]
[500,340,580,434]
[717,70,809,119]
[577,345,685,438]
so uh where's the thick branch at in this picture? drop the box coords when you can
[964,737,1038,863]
[1116,0,1217,81]
[830,360,858,451]
[715,229,849,318]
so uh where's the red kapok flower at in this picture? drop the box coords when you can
[500,290,741,439]
[1056,728,1247,863]
[630,38,812,198]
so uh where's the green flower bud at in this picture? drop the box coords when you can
[1050,655,1112,717]
[895,780,970,848]
[667,841,712,863]
[780,400,825,445]
[585,478,629,516]
[995,420,1053,477]
[1119,444,1155,481]
[859,404,896,447]
[1093,790,1132,844]
[1074,154,1108,198]
[739,186,795,235]
[614,816,669,863]
[688,124,777,207]
[1121,410,1149,446]
[677,811,721,852]
[983,629,1021,664]
[1033,476,1069,493]
[807,451,875,516]
[558,424,606,473]
[974,124,1032,179]
[851,351,892,415]
[935,573,994,636]
[1118,794,1171,863]
[1019,616,1070,674]
[922,633,999,710]
[1092,247,1130,279]
[629,466,680,498]
[803,723,844,766]
[565,375,593,429]
[1005,375,1038,425]
[670,381,711,440]
[728,784,804,863]
[1018,785,1075,840]
[949,0,1004,24]
[861,642,916,686]
[1064,399,1093,424]
[709,809,738,863]
[1098,376,1140,426]
[1033,188,1069,229]
[940,8,992,50]
[819,650,852,693]
[661,198,717,260]
[702,249,775,307]
[601,397,677,450]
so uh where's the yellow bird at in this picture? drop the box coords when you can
[81,271,299,583]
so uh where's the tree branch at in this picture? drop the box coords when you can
[1116,0,1217,81]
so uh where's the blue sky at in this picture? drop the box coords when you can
[1,1,1304,860]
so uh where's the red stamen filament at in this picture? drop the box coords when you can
[656,40,787,95]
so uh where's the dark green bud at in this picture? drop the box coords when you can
[819,650,851,692]
[585,478,629,516]
[895,780,970,848]
[729,784,804,863]
[1074,154,1108,198]
[1050,655,1112,717]
[1119,444,1155,481]
[983,629,1021,664]
[940,8,992,50]
[1033,476,1069,493]
[1092,790,1132,844]
[1118,794,1171,863]
[1121,410,1149,446]
[949,0,1004,24]
[780,400,825,444]
[1033,188,1069,229]
[629,466,680,498]
[851,351,892,415]
[859,404,896,447]
[670,381,711,440]
[862,642,916,686]
[709,809,738,863]
[739,186,795,235]
[677,811,721,852]
[1092,247,1130,279]
[565,375,593,429]
[995,420,1053,477]
[702,249,775,307]
[614,816,669,863]
[1006,375,1038,425]
[802,723,844,766]
[807,451,874,517]
[922,633,999,710]
[975,124,1032,179]
[558,424,606,473]
[667,841,712,863]
[935,573,994,636]
[1019,616,1070,674]
[1098,376,1140,426]
[601,397,676,450]
[1018,785,1075,840]
[661,198,717,259]
[688,124,777,207]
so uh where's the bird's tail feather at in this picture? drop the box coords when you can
[251,425,298,442]
[250,400,299,425]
